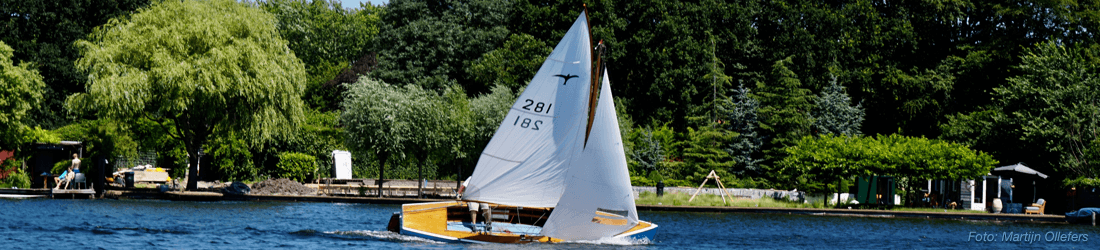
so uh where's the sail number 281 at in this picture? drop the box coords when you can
[515,99,551,131]
[522,99,552,113]
[513,116,542,130]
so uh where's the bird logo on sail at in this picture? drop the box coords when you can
[554,74,579,85]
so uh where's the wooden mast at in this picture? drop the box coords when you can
[583,5,604,147]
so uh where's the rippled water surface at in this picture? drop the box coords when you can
[2,199,1099,249]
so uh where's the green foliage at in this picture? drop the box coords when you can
[629,127,664,176]
[52,119,137,160]
[0,0,152,129]
[779,134,998,193]
[722,83,763,176]
[52,159,77,175]
[466,33,552,92]
[811,75,864,137]
[69,0,307,189]
[254,108,347,181]
[256,0,383,111]
[0,159,30,189]
[372,0,512,94]
[995,42,1100,179]
[162,146,189,179]
[944,42,1100,182]
[752,57,814,178]
[22,127,61,145]
[208,131,256,182]
[630,176,656,187]
[256,0,381,69]
[609,0,756,130]
[0,40,46,150]
[1064,177,1100,188]
[680,125,737,183]
[85,120,137,160]
[650,124,681,159]
[276,152,316,182]
[341,77,457,182]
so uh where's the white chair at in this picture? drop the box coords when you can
[71,173,87,189]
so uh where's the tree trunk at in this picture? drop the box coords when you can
[378,151,389,198]
[417,155,424,199]
[186,150,200,190]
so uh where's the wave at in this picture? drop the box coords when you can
[324,230,444,244]
[569,236,653,246]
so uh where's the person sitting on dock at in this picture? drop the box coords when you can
[54,154,81,189]
[55,166,74,189]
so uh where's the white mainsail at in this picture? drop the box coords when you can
[462,11,593,208]
[542,71,638,240]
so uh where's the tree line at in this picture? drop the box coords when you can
[3,0,1098,191]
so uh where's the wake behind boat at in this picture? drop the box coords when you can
[387,9,658,244]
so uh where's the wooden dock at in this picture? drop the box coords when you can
[308,179,459,198]
[0,188,95,199]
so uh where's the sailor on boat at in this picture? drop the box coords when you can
[458,177,491,232]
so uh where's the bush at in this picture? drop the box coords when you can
[209,132,256,181]
[0,159,30,188]
[276,152,316,182]
[0,168,31,188]
[52,159,77,174]
[630,176,656,186]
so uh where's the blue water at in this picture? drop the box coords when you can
[2,199,1099,249]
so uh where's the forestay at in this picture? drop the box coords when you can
[462,11,593,208]
[541,71,638,240]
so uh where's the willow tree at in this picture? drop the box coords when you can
[67,0,306,190]
[0,40,46,150]
[341,77,450,196]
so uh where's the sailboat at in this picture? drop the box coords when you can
[387,10,658,243]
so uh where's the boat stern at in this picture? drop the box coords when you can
[387,212,401,233]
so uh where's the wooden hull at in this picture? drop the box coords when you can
[389,200,657,244]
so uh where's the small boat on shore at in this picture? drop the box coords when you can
[388,9,657,243]
[1065,207,1100,224]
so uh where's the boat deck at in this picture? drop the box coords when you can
[394,200,658,243]
[445,221,544,235]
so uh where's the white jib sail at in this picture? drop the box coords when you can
[462,11,592,208]
[542,71,639,240]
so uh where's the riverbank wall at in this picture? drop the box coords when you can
[93,189,1070,225]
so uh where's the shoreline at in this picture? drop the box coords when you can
[123,189,1071,225]
[1,187,1070,224]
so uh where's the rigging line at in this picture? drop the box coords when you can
[480,152,524,164]
[544,57,577,64]
[510,107,555,118]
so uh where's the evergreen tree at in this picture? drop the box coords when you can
[751,57,814,186]
[682,125,736,185]
[723,83,763,176]
[810,75,864,137]
[630,127,664,176]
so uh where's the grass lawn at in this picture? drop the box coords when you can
[635,191,820,208]
[635,191,990,214]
